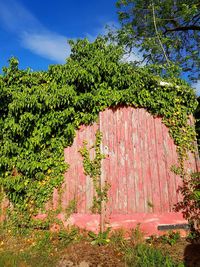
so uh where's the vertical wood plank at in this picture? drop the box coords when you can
[59,107,199,230]
[143,111,153,213]
[154,117,169,212]
[126,107,136,213]
[137,109,145,212]
[147,115,162,212]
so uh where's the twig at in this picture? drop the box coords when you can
[152,1,170,66]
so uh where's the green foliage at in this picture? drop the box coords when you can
[110,229,127,249]
[174,172,200,235]
[159,231,181,246]
[0,225,185,267]
[125,243,183,267]
[115,0,200,81]
[148,231,181,246]
[64,199,77,219]
[32,231,52,253]
[79,130,110,213]
[0,229,58,267]
[129,224,145,246]
[58,227,80,246]
[194,97,200,148]
[0,251,49,267]
[88,227,111,245]
[0,37,198,223]
[111,226,183,267]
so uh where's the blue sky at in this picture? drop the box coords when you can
[0,0,199,94]
[0,0,117,70]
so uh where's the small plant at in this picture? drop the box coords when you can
[146,234,158,245]
[129,224,145,246]
[110,229,127,250]
[147,231,181,246]
[88,227,111,246]
[160,231,181,246]
[32,231,52,253]
[58,227,80,246]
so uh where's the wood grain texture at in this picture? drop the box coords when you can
[49,107,199,234]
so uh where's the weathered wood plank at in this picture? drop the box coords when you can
[49,107,199,235]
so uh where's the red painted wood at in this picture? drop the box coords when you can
[155,116,169,212]
[107,212,189,236]
[2,107,199,235]
[50,107,199,235]
[99,107,186,215]
[145,112,154,213]
[61,123,99,213]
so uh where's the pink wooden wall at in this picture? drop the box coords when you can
[46,107,199,235]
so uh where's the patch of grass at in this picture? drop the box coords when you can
[129,224,145,246]
[0,249,58,267]
[124,243,184,267]
[58,227,80,246]
[0,251,23,267]
[110,229,127,249]
[31,231,52,254]
[110,226,184,267]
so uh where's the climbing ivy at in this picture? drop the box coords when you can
[0,37,198,222]
[79,131,110,213]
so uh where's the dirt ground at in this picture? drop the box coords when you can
[56,242,124,267]
[55,239,200,267]
[0,229,200,267]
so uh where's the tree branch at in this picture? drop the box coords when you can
[165,25,200,33]
[191,12,200,22]
[152,1,170,66]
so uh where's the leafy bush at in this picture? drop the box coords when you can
[174,172,200,237]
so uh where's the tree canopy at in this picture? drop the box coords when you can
[116,0,200,81]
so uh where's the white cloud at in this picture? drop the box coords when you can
[0,1,119,63]
[21,32,69,63]
[86,21,118,42]
[0,0,144,65]
[192,80,200,96]
[0,0,70,63]
[0,0,41,32]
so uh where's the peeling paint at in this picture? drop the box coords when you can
[47,107,199,235]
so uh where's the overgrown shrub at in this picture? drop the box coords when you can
[174,172,200,238]
[0,37,198,225]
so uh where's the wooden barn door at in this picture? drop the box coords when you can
[60,107,198,234]
[99,107,197,232]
